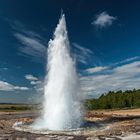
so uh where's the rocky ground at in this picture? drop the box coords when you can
[0,109,140,140]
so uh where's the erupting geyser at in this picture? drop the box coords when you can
[33,14,82,131]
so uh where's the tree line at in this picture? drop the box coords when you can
[84,89,140,110]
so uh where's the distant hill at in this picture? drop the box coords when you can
[85,89,140,110]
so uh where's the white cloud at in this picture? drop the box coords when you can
[14,86,29,90]
[25,74,42,87]
[14,33,46,63]
[30,80,41,85]
[80,60,140,98]
[0,81,29,91]
[92,11,117,28]
[85,57,140,74]
[25,74,38,81]
[113,56,140,66]
[72,43,93,64]
[86,66,108,73]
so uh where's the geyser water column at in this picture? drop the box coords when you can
[34,14,82,131]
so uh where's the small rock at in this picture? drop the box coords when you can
[36,137,51,140]
[67,136,74,139]
[115,131,122,136]
[135,126,140,130]
[16,138,27,140]
[98,137,122,140]
[0,137,7,140]
[86,137,99,140]
[49,135,57,138]
[136,132,140,135]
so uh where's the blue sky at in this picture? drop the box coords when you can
[0,0,140,103]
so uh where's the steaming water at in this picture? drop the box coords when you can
[33,14,82,131]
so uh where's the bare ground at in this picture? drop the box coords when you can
[0,108,140,140]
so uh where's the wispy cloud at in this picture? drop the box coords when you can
[92,11,117,28]
[0,81,29,91]
[0,67,8,71]
[12,21,93,65]
[72,43,93,64]
[113,56,140,66]
[14,33,47,63]
[85,57,140,74]
[8,20,47,63]
[81,59,140,98]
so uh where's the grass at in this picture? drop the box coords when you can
[0,104,35,111]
